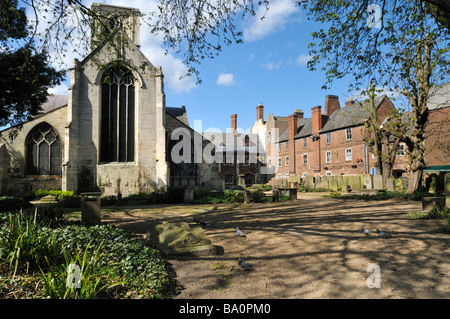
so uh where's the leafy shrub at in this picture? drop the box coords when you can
[0,196,31,212]
[0,210,65,276]
[34,189,74,201]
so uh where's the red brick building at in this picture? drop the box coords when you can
[275,94,396,178]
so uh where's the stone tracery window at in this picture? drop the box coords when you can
[100,66,135,163]
[26,122,62,175]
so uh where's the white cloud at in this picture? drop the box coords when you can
[216,73,236,86]
[243,0,300,42]
[48,81,70,95]
[296,54,312,67]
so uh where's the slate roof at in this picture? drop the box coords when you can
[37,94,68,114]
[278,118,312,143]
[276,94,388,143]
[166,106,189,126]
[320,94,387,133]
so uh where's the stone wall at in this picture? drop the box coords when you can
[0,107,67,195]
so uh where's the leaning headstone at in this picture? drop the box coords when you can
[184,188,194,203]
[395,178,404,192]
[244,190,251,204]
[363,175,373,190]
[272,189,280,202]
[428,174,438,194]
[348,176,361,190]
[386,178,395,191]
[373,175,384,190]
[81,192,101,226]
[330,179,338,191]
[445,173,450,209]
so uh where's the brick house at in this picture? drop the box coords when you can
[203,114,265,188]
[275,94,396,178]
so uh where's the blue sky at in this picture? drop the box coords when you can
[46,0,360,133]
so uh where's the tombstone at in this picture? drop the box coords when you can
[184,188,194,203]
[427,174,439,194]
[330,179,339,191]
[445,173,450,209]
[386,178,395,191]
[348,176,361,190]
[394,178,404,192]
[373,175,384,190]
[342,178,349,193]
[363,175,373,190]
[81,192,102,226]
[244,190,251,204]
[272,189,280,202]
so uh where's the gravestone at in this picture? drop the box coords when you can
[146,222,217,256]
[244,190,251,204]
[348,176,361,190]
[373,175,384,190]
[427,174,439,194]
[446,173,450,208]
[81,192,101,226]
[330,179,339,191]
[386,178,395,191]
[363,175,373,189]
[272,189,280,202]
[184,188,194,203]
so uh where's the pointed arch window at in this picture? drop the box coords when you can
[26,122,62,175]
[100,66,135,163]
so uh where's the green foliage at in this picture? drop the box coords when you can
[34,189,74,201]
[0,196,30,212]
[0,208,177,298]
[40,242,121,299]
[0,210,65,277]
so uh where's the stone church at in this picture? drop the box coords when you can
[0,3,222,196]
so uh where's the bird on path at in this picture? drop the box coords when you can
[236,226,246,237]
[376,229,392,239]
[361,227,371,235]
[193,217,209,228]
[238,258,254,270]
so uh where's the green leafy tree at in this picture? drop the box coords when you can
[0,0,64,128]
[304,0,450,193]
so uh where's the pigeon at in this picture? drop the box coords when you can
[361,227,371,235]
[376,229,392,239]
[238,258,254,270]
[193,217,209,228]
[236,226,246,237]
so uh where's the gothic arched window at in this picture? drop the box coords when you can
[26,122,62,175]
[100,66,135,163]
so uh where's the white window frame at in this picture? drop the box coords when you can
[325,151,331,164]
[397,143,406,156]
[278,157,282,167]
[302,154,307,165]
[326,132,331,144]
[326,171,332,176]
[345,127,352,140]
[285,156,289,166]
[285,141,289,151]
[345,148,352,161]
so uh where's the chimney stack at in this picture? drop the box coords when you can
[288,113,298,175]
[295,109,304,119]
[345,98,355,107]
[311,106,322,135]
[231,114,237,136]
[324,95,340,116]
[256,103,264,121]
